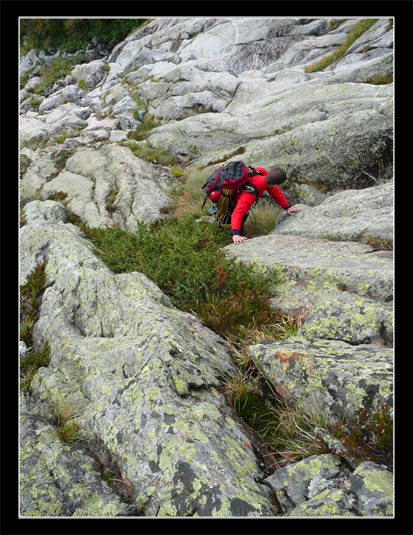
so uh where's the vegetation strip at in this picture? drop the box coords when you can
[20,262,51,393]
[304,19,379,73]
[69,199,392,470]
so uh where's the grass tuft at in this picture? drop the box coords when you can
[20,262,47,346]
[52,400,84,444]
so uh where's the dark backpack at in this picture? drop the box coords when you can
[201,161,262,209]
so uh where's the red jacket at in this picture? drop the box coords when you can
[231,167,290,234]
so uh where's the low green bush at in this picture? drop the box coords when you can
[128,141,175,166]
[31,55,85,93]
[128,113,161,142]
[20,262,51,392]
[20,19,147,53]
[20,262,47,346]
[331,402,393,468]
[77,214,283,340]
[20,343,51,393]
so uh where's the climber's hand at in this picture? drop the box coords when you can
[287,207,301,216]
[233,235,247,245]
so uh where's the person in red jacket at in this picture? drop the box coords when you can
[231,167,301,244]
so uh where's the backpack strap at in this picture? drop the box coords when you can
[248,166,264,177]
[240,181,260,204]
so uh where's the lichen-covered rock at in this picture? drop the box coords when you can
[287,488,358,516]
[20,206,277,517]
[297,292,393,346]
[264,454,351,513]
[285,461,393,517]
[23,200,68,225]
[224,232,393,301]
[223,231,393,345]
[344,461,393,516]
[149,80,393,192]
[23,144,177,230]
[66,144,176,229]
[20,18,393,193]
[249,337,393,421]
[71,59,107,89]
[274,180,393,246]
[20,154,59,200]
[20,395,131,517]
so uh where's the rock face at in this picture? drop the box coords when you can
[20,17,393,517]
[249,337,392,422]
[264,456,393,516]
[224,187,393,423]
[20,17,393,199]
[20,202,276,516]
[274,179,393,245]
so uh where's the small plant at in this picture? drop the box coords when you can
[331,402,393,469]
[106,188,119,213]
[46,191,68,203]
[52,400,83,444]
[20,343,51,393]
[169,166,212,218]
[32,55,86,94]
[20,262,47,346]
[20,154,32,179]
[127,113,161,142]
[53,149,74,171]
[266,395,332,466]
[243,199,283,238]
[78,79,88,90]
[29,96,43,109]
[364,73,393,85]
[223,369,262,413]
[54,132,68,144]
[329,19,347,31]
[128,141,175,166]
[359,235,392,250]
[171,167,184,178]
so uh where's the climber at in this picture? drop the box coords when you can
[229,167,301,244]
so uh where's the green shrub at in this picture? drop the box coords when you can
[331,402,393,468]
[128,113,161,142]
[20,154,32,178]
[29,96,43,109]
[364,73,393,85]
[171,167,184,178]
[77,79,88,90]
[76,215,282,340]
[32,55,85,94]
[129,141,174,166]
[20,19,147,53]
[169,166,212,218]
[52,149,74,171]
[105,188,119,213]
[20,262,47,346]
[20,343,51,393]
